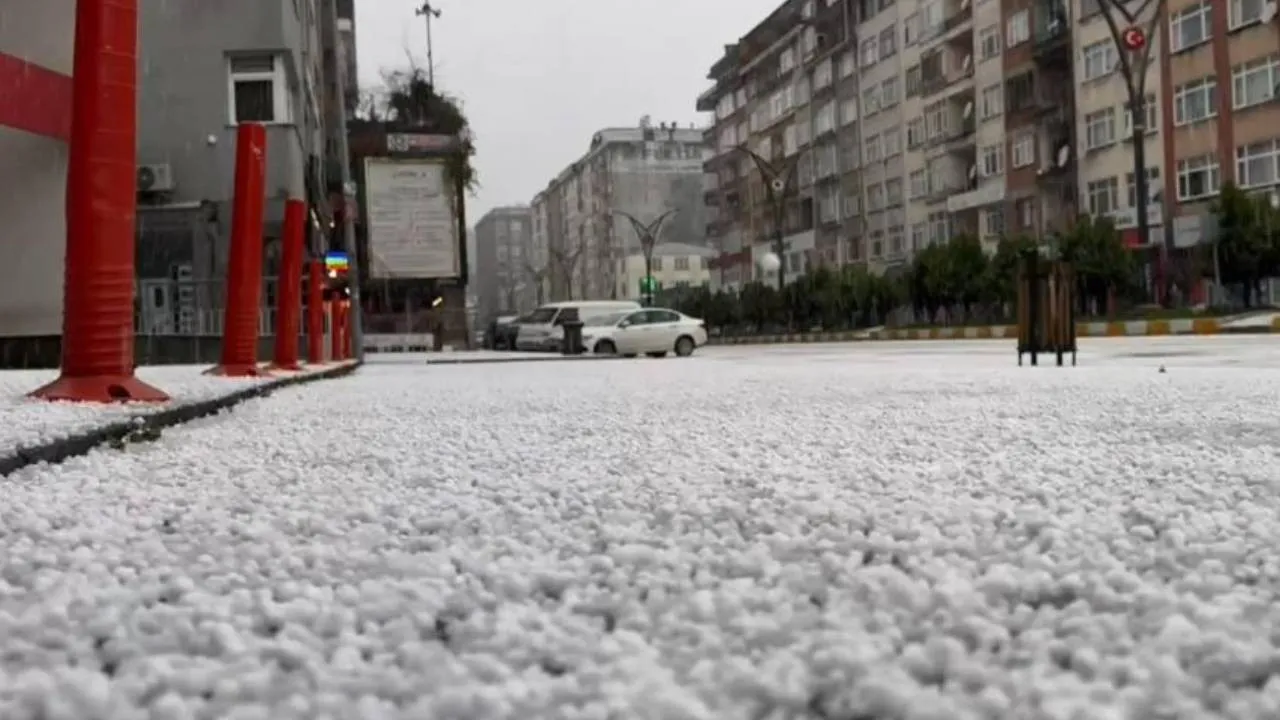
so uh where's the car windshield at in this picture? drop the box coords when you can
[585,312,627,327]
[523,308,557,324]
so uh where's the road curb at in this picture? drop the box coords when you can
[0,361,361,477]
[423,354,625,366]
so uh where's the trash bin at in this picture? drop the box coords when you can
[561,319,584,355]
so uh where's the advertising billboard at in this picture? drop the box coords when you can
[363,157,460,279]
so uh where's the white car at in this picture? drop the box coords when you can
[581,308,708,358]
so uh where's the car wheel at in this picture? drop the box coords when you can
[645,351,667,358]
[674,335,696,357]
[595,339,617,355]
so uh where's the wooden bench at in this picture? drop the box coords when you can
[1016,252,1077,367]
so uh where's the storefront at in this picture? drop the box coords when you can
[0,0,75,339]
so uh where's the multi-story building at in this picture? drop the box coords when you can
[1162,0,1279,241]
[700,0,858,292]
[473,206,537,320]
[532,119,708,301]
[614,243,716,301]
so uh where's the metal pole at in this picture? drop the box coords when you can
[614,209,676,307]
[415,2,441,86]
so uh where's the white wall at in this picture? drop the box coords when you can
[0,0,75,337]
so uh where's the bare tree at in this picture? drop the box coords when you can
[549,238,588,301]
[523,262,549,306]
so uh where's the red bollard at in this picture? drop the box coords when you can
[207,123,268,377]
[269,199,305,371]
[307,259,325,363]
[330,301,345,361]
[30,0,168,403]
[344,300,354,359]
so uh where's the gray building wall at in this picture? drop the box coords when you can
[136,0,331,275]
[473,207,535,322]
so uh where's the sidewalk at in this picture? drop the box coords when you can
[0,362,357,474]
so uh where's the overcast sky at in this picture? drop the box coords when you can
[355,0,783,220]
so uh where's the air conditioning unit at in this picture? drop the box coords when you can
[137,163,175,193]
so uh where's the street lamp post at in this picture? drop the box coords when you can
[730,146,802,293]
[1094,0,1165,303]
[613,209,676,306]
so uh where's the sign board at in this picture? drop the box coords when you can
[385,133,456,154]
[363,157,460,279]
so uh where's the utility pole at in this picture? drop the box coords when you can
[1094,0,1164,302]
[414,1,441,86]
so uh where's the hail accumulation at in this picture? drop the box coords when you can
[2,343,1280,720]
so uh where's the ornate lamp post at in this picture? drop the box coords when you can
[730,146,803,292]
[1094,0,1165,302]
[613,209,676,306]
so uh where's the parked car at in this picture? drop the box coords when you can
[581,308,708,358]
[515,300,641,351]
[485,314,521,350]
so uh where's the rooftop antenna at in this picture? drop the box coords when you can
[414,2,442,86]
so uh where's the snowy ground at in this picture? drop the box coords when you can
[4,337,1280,718]
[0,364,350,456]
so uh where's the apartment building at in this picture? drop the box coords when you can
[614,243,716,301]
[531,120,707,301]
[1162,0,1280,242]
[700,0,857,292]
[473,206,537,320]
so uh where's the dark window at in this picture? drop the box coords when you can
[234,79,275,122]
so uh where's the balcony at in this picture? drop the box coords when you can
[920,48,975,98]
[919,2,974,47]
[1032,3,1070,62]
[946,178,1006,213]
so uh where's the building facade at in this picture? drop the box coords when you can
[473,206,537,321]
[614,243,716,301]
[531,119,709,302]
[699,0,1280,295]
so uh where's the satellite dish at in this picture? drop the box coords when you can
[962,101,973,119]
[1262,1,1276,24]
[770,178,786,192]
[1056,144,1070,167]
[758,252,782,272]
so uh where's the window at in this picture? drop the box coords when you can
[813,58,833,89]
[674,257,691,271]
[1121,95,1158,135]
[781,47,796,73]
[879,27,897,59]
[863,86,882,115]
[1171,2,1211,53]
[784,124,798,155]
[886,178,903,205]
[1231,0,1267,29]
[864,133,883,163]
[909,169,927,197]
[982,208,1004,239]
[651,257,665,272]
[1087,177,1119,215]
[904,13,919,44]
[1007,10,1030,46]
[910,222,926,251]
[1011,132,1035,168]
[906,65,923,97]
[1016,198,1036,228]
[1081,41,1117,81]
[907,118,925,147]
[1125,167,1161,207]
[888,226,905,256]
[1173,77,1217,125]
[980,143,1003,177]
[868,183,886,210]
[979,26,1001,61]
[228,54,289,123]
[1084,108,1117,150]
[884,128,902,156]
[840,98,858,125]
[840,51,856,78]
[1176,154,1221,200]
[882,77,900,107]
[1237,139,1280,188]
[861,37,879,66]
[1233,55,1280,110]
[980,84,1003,119]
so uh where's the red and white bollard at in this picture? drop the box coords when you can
[269,199,305,371]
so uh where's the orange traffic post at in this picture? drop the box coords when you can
[307,259,325,363]
[30,0,168,403]
[207,123,268,377]
[330,300,345,361]
[269,199,305,371]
